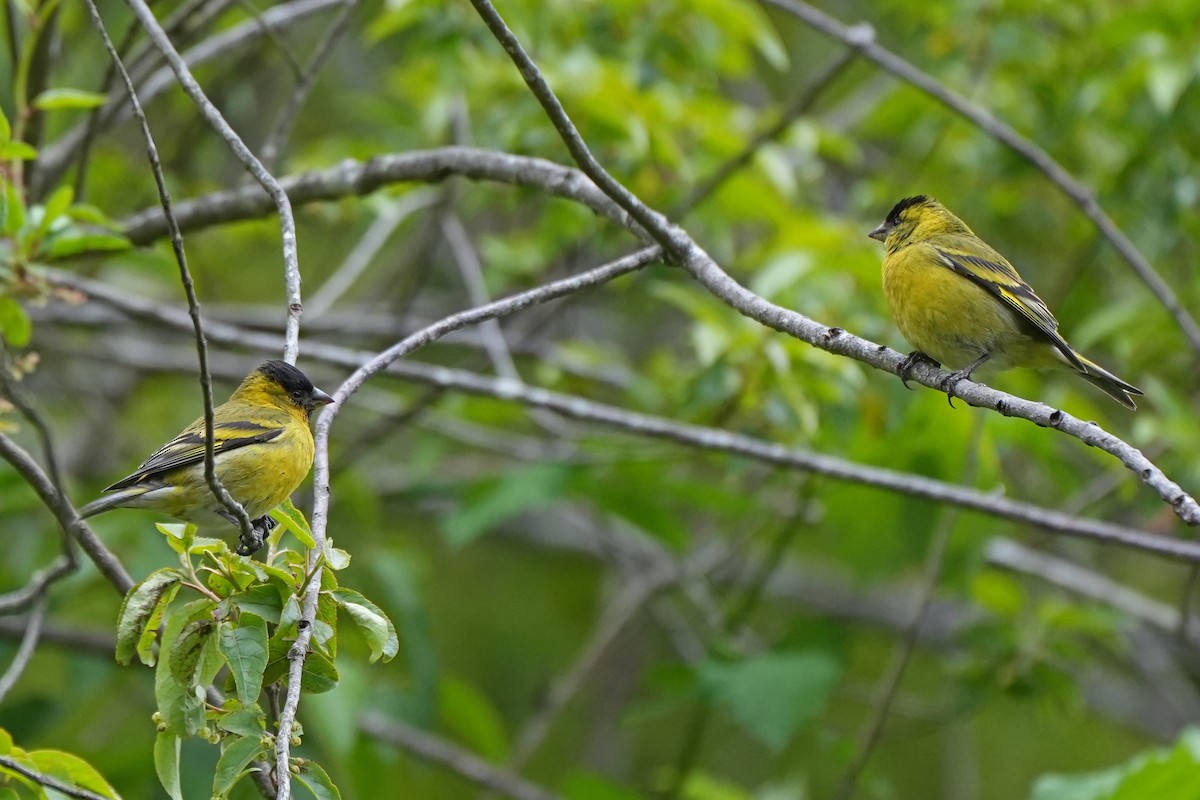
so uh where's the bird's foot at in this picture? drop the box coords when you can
[235,515,277,556]
[897,351,941,390]
[937,368,976,408]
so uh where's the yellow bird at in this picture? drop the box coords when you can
[868,195,1142,409]
[79,360,334,552]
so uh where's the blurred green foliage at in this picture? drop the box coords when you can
[1,0,1199,798]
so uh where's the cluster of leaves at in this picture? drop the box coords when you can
[113,502,397,799]
[0,728,119,799]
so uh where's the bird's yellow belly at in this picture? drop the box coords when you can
[883,246,1037,370]
[163,424,314,526]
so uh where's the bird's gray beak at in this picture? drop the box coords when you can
[868,222,889,242]
[311,388,335,406]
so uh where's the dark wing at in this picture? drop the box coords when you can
[933,240,1084,371]
[104,420,283,491]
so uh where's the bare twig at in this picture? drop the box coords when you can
[119,0,305,361]
[0,755,112,800]
[36,0,341,195]
[832,416,984,800]
[675,38,868,215]
[307,190,440,317]
[510,567,674,769]
[0,593,47,703]
[0,434,133,593]
[259,0,357,171]
[118,147,639,245]
[760,0,1200,362]
[360,712,562,800]
[84,0,257,547]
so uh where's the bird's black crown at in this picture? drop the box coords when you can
[886,195,933,224]
[257,360,315,396]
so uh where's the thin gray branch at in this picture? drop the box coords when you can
[0,594,47,703]
[360,712,562,800]
[761,0,1200,362]
[36,0,341,195]
[0,755,112,800]
[307,191,439,318]
[259,0,357,171]
[120,0,304,363]
[119,147,639,245]
[0,434,133,593]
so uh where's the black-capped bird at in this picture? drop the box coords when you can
[868,195,1142,409]
[79,360,334,552]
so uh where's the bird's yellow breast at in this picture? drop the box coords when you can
[882,243,1045,370]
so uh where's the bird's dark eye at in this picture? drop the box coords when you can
[291,390,302,400]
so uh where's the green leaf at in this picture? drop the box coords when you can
[32,88,108,110]
[212,734,265,798]
[330,588,398,663]
[168,618,216,687]
[562,771,644,800]
[217,707,266,738]
[700,649,840,752]
[233,584,284,624]
[115,568,182,666]
[0,108,10,143]
[219,614,269,705]
[3,180,24,236]
[154,732,184,800]
[299,649,340,694]
[27,749,120,799]
[293,758,342,800]
[0,298,32,348]
[37,185,73,239]
[442,464,570,546]
[42,231,130,259]
[439,675,509,762]
[155,600,216,736]
[271,498,316,548]
[0,141,38,160]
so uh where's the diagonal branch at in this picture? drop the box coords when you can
[761,0,1200,362]
[462,0,1200,528]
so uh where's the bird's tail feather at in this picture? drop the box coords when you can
[78,487,150,518]
[1073,352,1142,411]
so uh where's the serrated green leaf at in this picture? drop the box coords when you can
[700,649,840,752]
[330,588,398,663]
[212,735,265,798]
[219,614,268,705]
[154,732,183,800]
[115,568,182,665]
[32,88,107,110]
[293,758,342,800]
[0,298,31,348]
[156,601,216,736]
